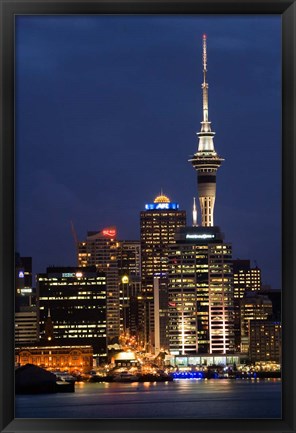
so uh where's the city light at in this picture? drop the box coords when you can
[14,31,281,420]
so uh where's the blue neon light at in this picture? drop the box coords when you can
[172,371,205,379]
[145,202,179,210]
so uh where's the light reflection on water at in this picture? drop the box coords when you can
[15,379,281,419]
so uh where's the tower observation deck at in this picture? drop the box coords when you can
[189,34,224,227]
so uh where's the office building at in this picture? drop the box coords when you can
[15,307,38,345]
[15,254,33,310]
[240,293,273,353]
[232,259,262,350]
[260,287,281,321]
[249,320,281,362]
[117,240,141,278]
[37,266,107,361]
[233,260,262,300]
[117,240,142,337]
[78,227,120,341]
[140,193,186,351]
[15,254,38,345]
[168,226,234,355]
[127,290,143,340]
[153,276,171,353]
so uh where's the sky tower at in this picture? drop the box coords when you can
[189,34,224,227]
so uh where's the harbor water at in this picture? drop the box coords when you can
[15,378,281,419]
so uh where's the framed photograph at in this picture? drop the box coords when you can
[0,0,295,432]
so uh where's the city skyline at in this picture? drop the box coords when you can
[15,15,281,288]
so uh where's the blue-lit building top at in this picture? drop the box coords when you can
[145,202,179,211]
[144,193,180,211]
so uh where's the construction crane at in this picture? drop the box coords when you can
[70,220,79,266]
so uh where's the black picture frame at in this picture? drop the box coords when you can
[0,0,295,432]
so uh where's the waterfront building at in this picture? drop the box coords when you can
[249,320,281,362]
[113,351,139,368]
[165,353,246,368]
[78,228,120,341]
[15,345,93,372]
[140,193,186,351]
[240,293,273,353]
[168,226,234,355]
[37,266,107,361]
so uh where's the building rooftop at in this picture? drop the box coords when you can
[154,194,170,203]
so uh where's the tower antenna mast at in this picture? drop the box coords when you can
[202,34,209,125]
[203,34,207,78]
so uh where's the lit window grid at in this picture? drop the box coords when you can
[38,272,107,354]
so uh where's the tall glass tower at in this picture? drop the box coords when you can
[140,194,186,352]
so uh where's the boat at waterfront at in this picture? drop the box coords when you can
[113,372,139,382]
[52,371,76,383]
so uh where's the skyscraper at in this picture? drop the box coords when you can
[117,240,142,337]
[15,254,33,309]
[140,193,186,351]
[117,240,141,278]
[249,320,281,363]
[15,254,38,346]
[78,227,120,341]
[240,293,273,353]
[189,34,224,227]
[15,310,39,345]
[168,35,234,357]
[232,259,262,350]
[168,227,234,355]
[38,266,107,360]
[233,260,262,299]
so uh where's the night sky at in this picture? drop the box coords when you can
[15,15,281,288]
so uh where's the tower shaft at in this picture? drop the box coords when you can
[189,35,224,227]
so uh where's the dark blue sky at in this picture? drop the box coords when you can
[15,15,281,288]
